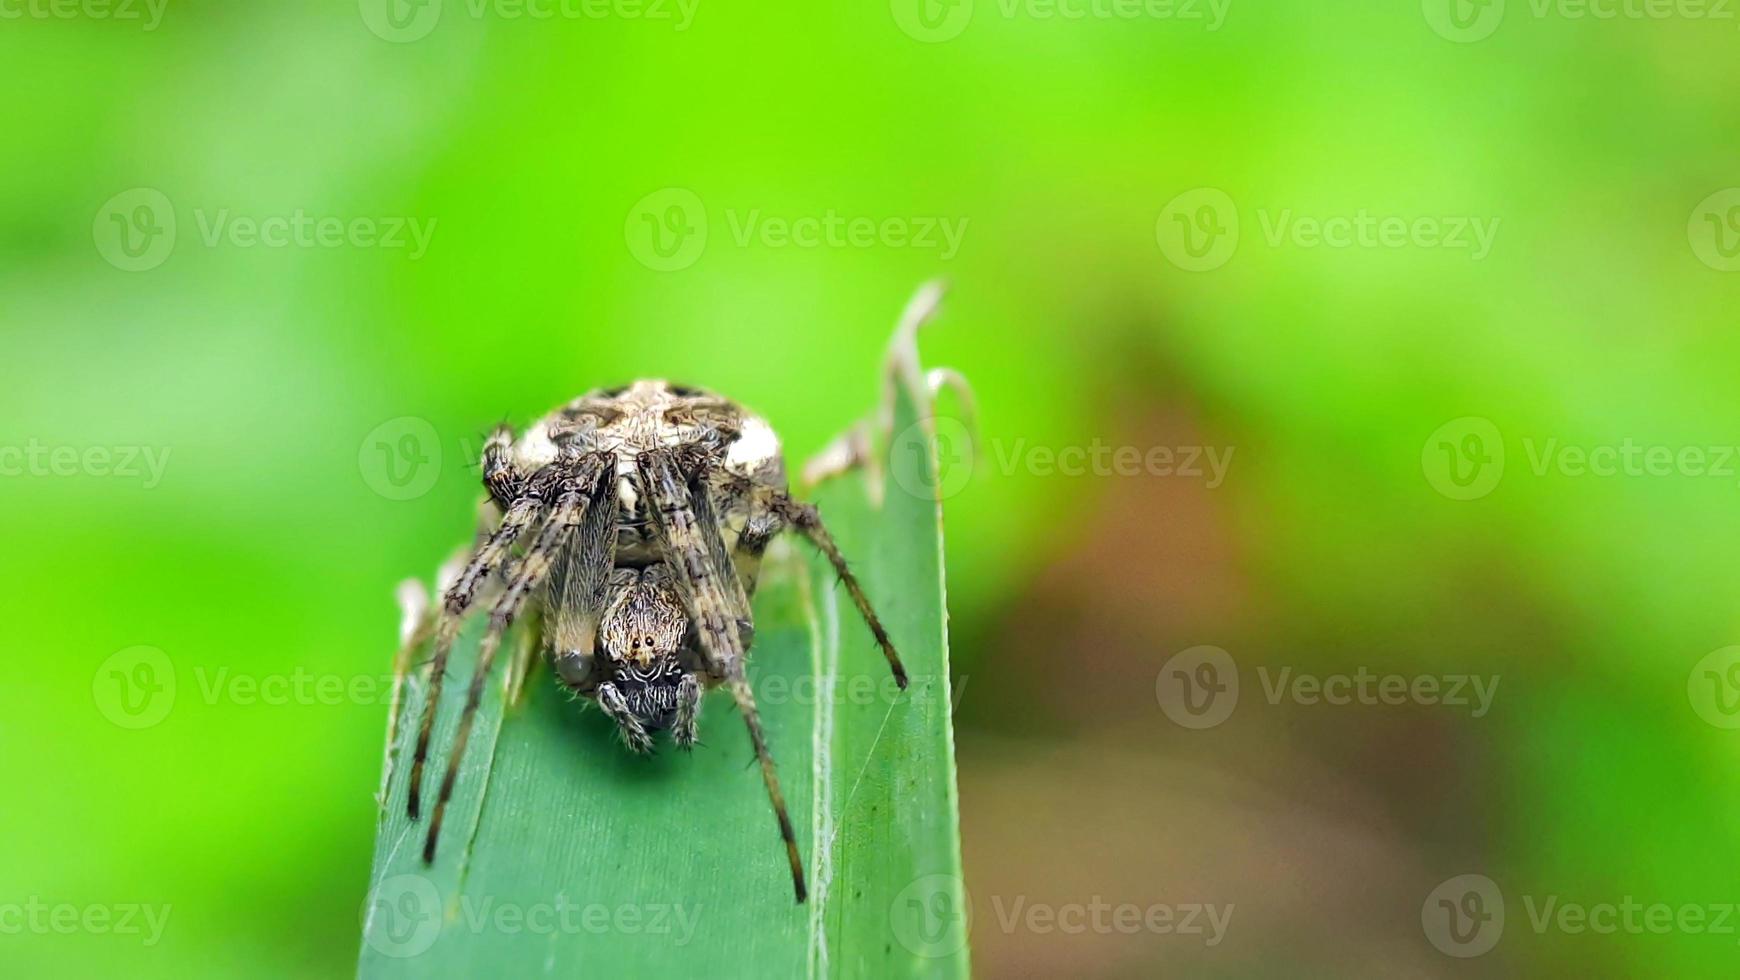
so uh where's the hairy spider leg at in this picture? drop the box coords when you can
[421,455,612,863]
[638,448,808,903]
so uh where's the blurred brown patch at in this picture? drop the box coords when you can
[950,337,1511,977]
[958,398,1254,736]
[958,725,1454,979]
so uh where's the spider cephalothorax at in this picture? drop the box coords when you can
[399,378,906,903]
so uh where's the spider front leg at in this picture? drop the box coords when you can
[638,448,807,903]
[714,470,908,689]
[672,673,703,750]
[422,454,614,864]
[781,497,907,689]
[544,464,621,696]
[720,488,783,603]
[407,435,542,819]
[595,681,654,755]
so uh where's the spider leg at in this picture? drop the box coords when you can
[800,419,875,491]
[422,455,611,864]
[802,282,952,495]
[596,680,654,755]
[388,581,433,735]
[545,455,621,694]
[407,494,543,819]
[800,367,976,492]
[779,497,907,689]
[688,453,756,645]
[710,468,783,604]
[672,673,703,750]
[713,471,908,690]
[638,448,807,903]
[382,575,438,809]
[595,682,654,758]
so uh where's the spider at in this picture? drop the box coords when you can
[396,379,907,903]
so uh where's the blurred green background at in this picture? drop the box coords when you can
[6,0,1740,976]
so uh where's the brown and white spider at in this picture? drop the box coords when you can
[397,378,907,903]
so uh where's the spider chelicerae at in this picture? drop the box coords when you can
[394,372,913,904]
